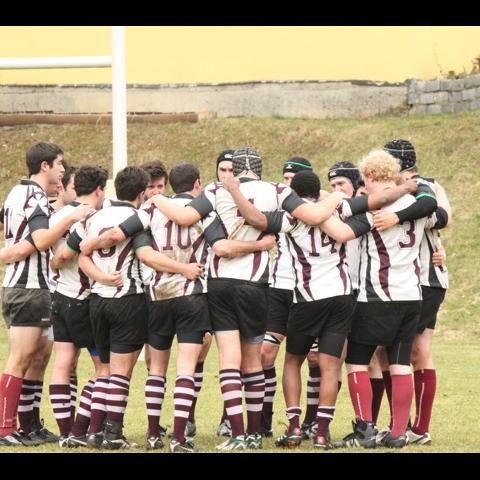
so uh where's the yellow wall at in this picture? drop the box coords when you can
[0,26,479,84]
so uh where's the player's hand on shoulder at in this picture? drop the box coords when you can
[404,178,418,194]
[372,209,399,231]
[330,191,347,205]
[145,193,167,205]
[70,204,95,221]
[222,177,241,193]
[319,189,331,200]
[79,237,96,254]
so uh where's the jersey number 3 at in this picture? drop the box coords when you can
[399,221,416,248]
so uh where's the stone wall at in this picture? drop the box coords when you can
[0,81,407,119]
[408,75,480,114]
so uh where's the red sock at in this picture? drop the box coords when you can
[382,370,393,428]
[0,374,23,436]
[348,371,372,422]
[391,373,413,438]
[370,378,385,425]
[412,369,436,435]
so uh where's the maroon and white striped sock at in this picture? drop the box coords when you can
[69,375,78,422]
[49,384,72,437]
[18,379,36,433]
[71,379,95,437]
[243,371,265,435]
[32,380,44,431]
[106,374,130,425]
[382,370,393,429]
[391,373,414,438]
[316,405,335,437]
[220,405,227,423]
[219,369,244,437]
[262,365,276,416]
[303,365,321,424]
[286,406,301,433]
[145,375,165,438]
[412,369,436,435]
[188,362,204,422]
[173,376,195,443]
[370,377,385,425]
[348,371,373,422]
[0,374,23,436]
[88,376,109,434]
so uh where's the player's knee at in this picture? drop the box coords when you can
[410,343,432,366]
[307,350,319,365]
[261,343,278,366]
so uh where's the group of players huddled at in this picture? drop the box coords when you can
[0,139,450,452]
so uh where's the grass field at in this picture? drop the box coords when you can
[0,110,479,453]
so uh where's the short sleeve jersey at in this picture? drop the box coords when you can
[189,178,304,283]
[2,179,51,289]
[68,201,150,298]
[346,194,428,302]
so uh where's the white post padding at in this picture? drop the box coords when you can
[111,26,128,179]
[0,56,112,69]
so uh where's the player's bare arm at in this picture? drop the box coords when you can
[31,204,94,251]
[135,246,204,281]
[79,227,126,255]
[77,252,123,288]
[50,244,78,270]
[318,215,359,243]
[372,179,439,231]
[432,245,446,267]
[222,177,268,230]
[290,191,345,226]
[366,178,417,209]
[0,238,36,264]
[212,234,276,258]
[148,194,201,226]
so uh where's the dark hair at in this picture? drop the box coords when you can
[169,163,200,194]
[26,142,64,176]
[61,166,77,189]
[290,170,321,199]
[114,166,150,201]
[140,160,169,186]
[74,166,108,196]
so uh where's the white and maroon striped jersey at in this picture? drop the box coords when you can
[269,201,351,302]
[269,233,295,290]
[50,202,91,300]
[71,201,150,298]
[346,194,428,302]
[417,178,449,290]
[138,195,209,301]
[2,179,51,289]
[420,221,448,289]
[189,178,304,283]
[346,237,362,292]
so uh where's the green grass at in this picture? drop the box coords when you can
[0,110,479,452]
[0,332,477,453]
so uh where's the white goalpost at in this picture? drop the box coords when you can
[0,26,128,180]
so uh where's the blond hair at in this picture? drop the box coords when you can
[359,149,400,183]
